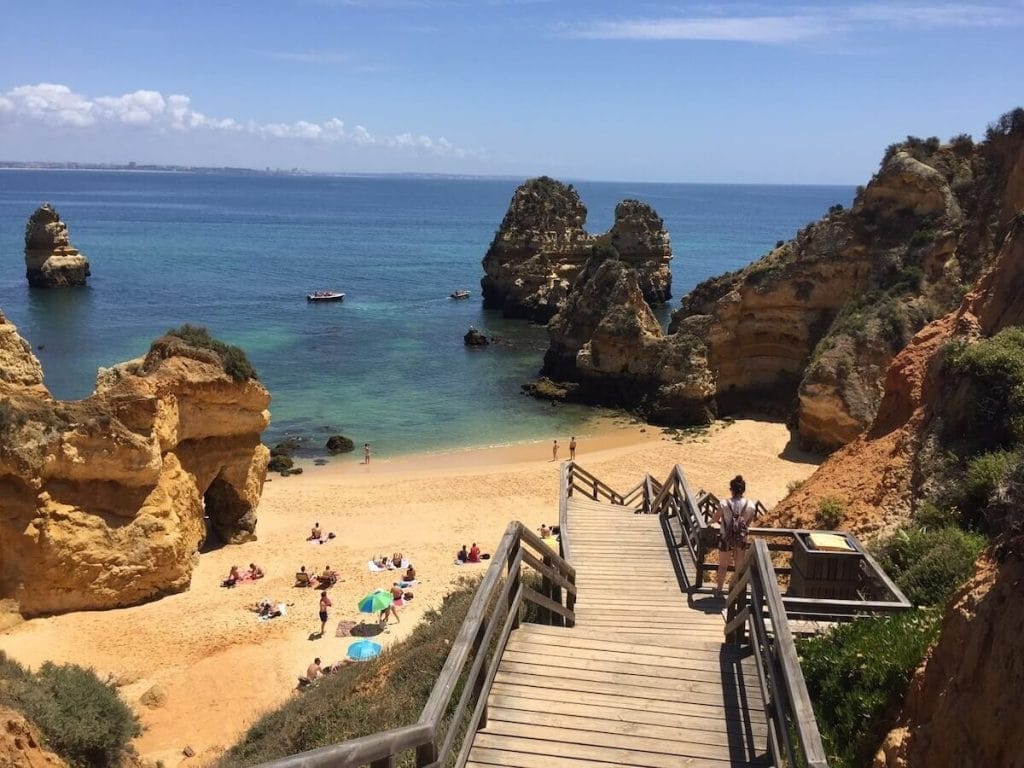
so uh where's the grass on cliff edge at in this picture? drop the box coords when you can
[0,651,140,768]
[157,323,257,382]
[218,578,479,768]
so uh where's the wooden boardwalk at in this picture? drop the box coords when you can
[466,496,770,767]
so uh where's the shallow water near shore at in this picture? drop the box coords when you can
[0,171,853,455]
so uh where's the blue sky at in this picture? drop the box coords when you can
[0,0,1021,183]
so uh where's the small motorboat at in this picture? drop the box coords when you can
[450,290,471,300]
[307,291,345,302]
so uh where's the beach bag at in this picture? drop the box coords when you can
[730,499,751,541]
[404,591,415,601]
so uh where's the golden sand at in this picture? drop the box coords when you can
[0,417,819,765]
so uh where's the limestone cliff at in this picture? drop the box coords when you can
[0,316,270,617]
[481,177,672,322]
[0,707,68,768]
[23,204,91,288]
[540,256,714,422]
[536,114,1024,443]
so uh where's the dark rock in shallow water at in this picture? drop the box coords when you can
[521,377,577,402]
[464,327,489,346]
[279,467,303,477]
[270,439,299,457]
[267,454,294,472]
[326,434,355,454]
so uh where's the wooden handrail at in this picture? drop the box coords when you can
[257,520,576,768]
[726,539,829,768]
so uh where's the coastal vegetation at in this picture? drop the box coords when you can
[0,651,139,768]
[151,323,257,381]
[219,580,478,767]
[798,610,941,768]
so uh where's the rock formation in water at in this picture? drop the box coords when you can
[23,204,91,288]
[540,255,714,421]
[0,314,270,616]
[535,114,1024,447]
[481,177,672,322]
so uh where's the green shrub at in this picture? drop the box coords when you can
[162,323,257,382]
[914,499,958,530]
[873,527,986,606]
[797,610,941,768]
[985,107,1024,140]
[963,450,1019,523]
[0,653,139,768]
[815,496,845,529]
[944,328,1024,449]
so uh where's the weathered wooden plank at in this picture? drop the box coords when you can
[481,719,764,764]
[469,732,765,768]
[503,640,747,674]
[486,694,769,737]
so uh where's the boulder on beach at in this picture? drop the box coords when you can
[24,203,91,288]
[325,434,355,453]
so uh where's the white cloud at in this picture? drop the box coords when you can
[0,82,474,157]
[563,2,1022,44]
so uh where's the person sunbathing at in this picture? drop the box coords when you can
[468,543,481,563]
[249,562,265,579]
[391,552,403,567]
[309,523,323,541]
[404,564,416,581]
[223,565,241,587]
[319,565,338,586]
[457,545,468,563]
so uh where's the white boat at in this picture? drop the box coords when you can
[307,291,345,302]
[450,290,471,300]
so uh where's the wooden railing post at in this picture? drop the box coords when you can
[414,741,437,767]
[507,533,521,630]
[592,477,598,500]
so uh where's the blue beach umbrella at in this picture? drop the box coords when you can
[347,640,383,661]
[358,589,393,614]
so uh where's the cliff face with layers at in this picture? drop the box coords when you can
[23,204,91,288]
[481,177,672,322]
[0,313,270,616]
[536,126,1024,442]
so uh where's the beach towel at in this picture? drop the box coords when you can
[335,620,358,638]
[367,560,387,572]
[397,579,417,588]
[257,604,287,622]
[368,558,410,572]
[454,559,485,566]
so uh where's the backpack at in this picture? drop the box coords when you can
[728,498,751,539]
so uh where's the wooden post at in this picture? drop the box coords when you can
[371,757,395,768]
[415,740,438,767]
[507,536,521,630]
[566,571,576,628]
[592,477,598,500]
[543,553,560,626]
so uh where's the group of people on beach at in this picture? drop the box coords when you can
[223,563,264,588]
[550,436,577,462]
[455,543,485,563]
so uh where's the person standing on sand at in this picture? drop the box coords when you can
[318,590,332,637]
[569,436,577,460]
[364,443,371,464]
[710,475,756,598]
[552,439,559,462]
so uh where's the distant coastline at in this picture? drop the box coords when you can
[0,160,524,181]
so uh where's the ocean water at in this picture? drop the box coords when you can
[0,171,853,456]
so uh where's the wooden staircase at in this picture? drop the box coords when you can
[465,495,769,767]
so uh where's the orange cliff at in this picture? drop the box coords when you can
[0,311,270,617]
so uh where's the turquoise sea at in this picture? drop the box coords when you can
[0,171,853,457]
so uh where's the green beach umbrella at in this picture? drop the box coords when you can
[358,589,393,614]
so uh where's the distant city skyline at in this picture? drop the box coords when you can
[1,0,1021,184]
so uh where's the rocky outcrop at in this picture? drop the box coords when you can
[0,317,270,617]
[464,327,489,346]
[539,255,715,421]
[23,204,91,288]
[766,212,1024,535]
[325,434,355,454]
[535,118,1024,440]
[481,177,672,322]
[873,542,1024,768]
[0,708,68,768]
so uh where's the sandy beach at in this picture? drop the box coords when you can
[0,416,820,766]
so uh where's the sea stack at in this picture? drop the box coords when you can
[24,203,91,288]
[481,177,672,323]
